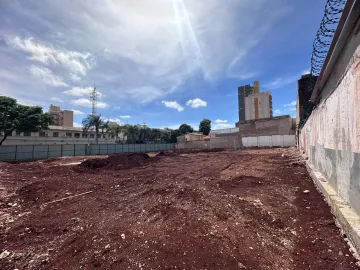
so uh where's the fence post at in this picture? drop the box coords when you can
[73,145,76,157]
[61,144,63,157]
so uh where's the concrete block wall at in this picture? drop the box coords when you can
[238,115,295,137]
[242,135,295,147]
[176,136,241,150]
[299,12,360,215]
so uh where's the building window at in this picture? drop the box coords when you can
[39,131,46,137]
[111,135,115,139]
[66,133,72,138]
[16,131,21,136]
[82,133,88,138]
[97,134,101,138]
[103,134,106,138]
[90,134,94,138]
[53,132,59,137]
[74,133,80,138]
[23,131,31,136]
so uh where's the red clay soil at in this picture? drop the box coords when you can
[0,148,359,270]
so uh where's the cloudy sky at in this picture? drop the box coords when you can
[0,0,326,130]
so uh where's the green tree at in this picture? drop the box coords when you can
[82,114,105,144]
[178,124,193,135]
[160,128,173,143]
[169,129,180,143]
[199,119,211,135]
[0,96,54,145]
[100,120,109,135]
[107,123,123,143]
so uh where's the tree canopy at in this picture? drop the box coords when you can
[82,114,105,144]
[0,96,54,145]
[199,119,211,135]
[178,124,194,135]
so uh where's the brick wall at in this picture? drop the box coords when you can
[237,115,295,137]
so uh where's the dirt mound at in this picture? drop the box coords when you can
[79,153,152,170]
[159,148,226,157]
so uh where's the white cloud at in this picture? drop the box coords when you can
[161,101,184,112]
[114,106,120,109]
[106,118,121,124]
[71,109,85,115]
[302,69,311,75]
[264,75,299,89]
[70,98,108,108]
[273,109,282,116]
[264,68,311,90]
[283,101,296,113]
[70,73,81,81]
[186,98,207,108]
[213,119,232,129]
[213,123,233,129]
[50,96,64,103]
[119,115,131,119]
[29,65,68,87]
[7,36,94,76]
[73,122,82,127]
[2,0,290,107]
[114,86,163,104]
[284,101,296,107]
[63,87,102,97]
[215,119,227,123]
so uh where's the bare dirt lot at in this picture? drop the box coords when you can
[0,148,359,270]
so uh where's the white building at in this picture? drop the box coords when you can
[0,126,126,145]
[244,91,273,121]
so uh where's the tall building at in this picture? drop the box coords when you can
[238,81,273,122]
[48,105,74,127]
[245,91,273,121]
[297,74,318,126]
[238,84,253,122]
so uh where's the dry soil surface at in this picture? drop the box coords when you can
[0,148,359,270]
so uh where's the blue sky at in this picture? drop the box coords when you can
[0,0,326,130]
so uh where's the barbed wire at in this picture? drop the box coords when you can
[311,0,346,76]
[298,0,346,130]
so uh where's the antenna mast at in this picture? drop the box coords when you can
[90,83,97,115]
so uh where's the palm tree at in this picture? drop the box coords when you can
[100,120,109,138]
[107,123,126,143]
[82,114,103,144]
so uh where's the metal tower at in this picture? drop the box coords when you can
[90,85,97,115]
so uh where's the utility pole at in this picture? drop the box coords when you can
[90,83,97,115]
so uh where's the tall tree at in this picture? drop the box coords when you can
[100,120,109,135]
[178,124,193,135]
[82,114,104,144]
[199,119,211,135]
[107,123,122,142]
[0,96,54,145]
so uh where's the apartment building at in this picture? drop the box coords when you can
[48,105,74,127]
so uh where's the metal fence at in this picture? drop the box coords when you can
[0,143,175,161]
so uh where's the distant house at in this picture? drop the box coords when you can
[177,132,206,143]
